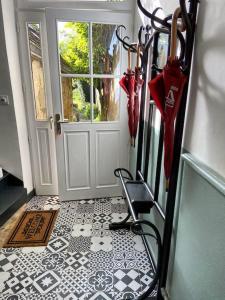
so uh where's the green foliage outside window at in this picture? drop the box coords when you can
[58,22,119,121]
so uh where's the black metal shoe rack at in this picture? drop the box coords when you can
[109,1,199,299]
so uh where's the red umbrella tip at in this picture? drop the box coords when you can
[166,179,170,192]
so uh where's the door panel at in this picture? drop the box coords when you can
[46,9,131,200]
[36,128,52,185]
[18,12,58,195]
[64,131,91,190]
[96,130,119,187]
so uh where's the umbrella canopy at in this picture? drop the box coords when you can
[119,68,135,145]
[148,73,164,117]
[163,58,187,180]
[133,66,144,146]
[148,7,187,184]
[120,47,144,146]
[133,45,144,146]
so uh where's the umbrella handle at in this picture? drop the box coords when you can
[170,7,183,61]
[136,44,141,68]
[128,48,131,70]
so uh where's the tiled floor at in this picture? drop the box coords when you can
[0,196,156,299]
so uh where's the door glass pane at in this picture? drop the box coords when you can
[93,78,119,121]
[92,24,120,75]
[58,22,90,74]
[61,77,91,122]
[27,23,47,120]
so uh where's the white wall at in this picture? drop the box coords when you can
[135,0,225,178]
[1,0,33,192]
[183,0,225,178]
[0,2,22,180]
[17,0,135,11]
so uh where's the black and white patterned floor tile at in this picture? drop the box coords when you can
[113,269,142,293]
[64,252,90,271]
[89,251,113,271]
[0,196,156,299]
[30,269,61,294]
[13,252,46,275]
[47,237,70,253]
[0,253,18,272]
[85,291,114,300]
[67,236,92,253]
[88,269,114,294]
[26,196,60,211]
[73,214,94,225]
[27,293,59,300]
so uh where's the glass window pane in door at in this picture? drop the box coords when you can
[93,78,119,121]
[92,24,120,75]
[27,23,47,120]
[61,77,91,122]
[58,22,90,74]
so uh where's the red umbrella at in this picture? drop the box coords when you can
[119,49,136,145]
[163,59,186,181]
[148,7,187,187]
[133,45,144,146]
[133,66,143,146]
[148,73,165,117]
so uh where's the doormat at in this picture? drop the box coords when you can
[4,210,58,248]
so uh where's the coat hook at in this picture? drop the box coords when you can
[179,0,192,34]
[116,25,137,53]
[137,0,170,29]
[150,8,170,34]
[148,7,186,61]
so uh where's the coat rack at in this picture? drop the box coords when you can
[110,0,199,299]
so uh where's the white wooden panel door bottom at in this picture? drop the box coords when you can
[64,131,91,190]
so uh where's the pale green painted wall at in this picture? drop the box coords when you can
[170,155,225,300]
[131,136,225,298]
[131,140,225,299]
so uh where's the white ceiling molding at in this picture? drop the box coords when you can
[16,0,135,11]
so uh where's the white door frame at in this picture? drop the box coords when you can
[18,11,58,195]
[46,9,131,200]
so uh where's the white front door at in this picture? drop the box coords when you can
[18,12,58,195]
[46,9,131,200]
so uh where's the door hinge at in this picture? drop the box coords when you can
[28,135,31,146]
[16,22,20,33]
[22,83,26,96]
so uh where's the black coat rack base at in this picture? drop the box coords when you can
[109,176,154,230]
[109,168,163,299]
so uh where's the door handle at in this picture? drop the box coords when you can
[49,116,54,130]
[55,113,69,135]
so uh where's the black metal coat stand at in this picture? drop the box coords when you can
[158,2,199,298]
[136,25,151,179]
[110,25,164,299]
[136,0,199,299]
[110,0,199,299]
